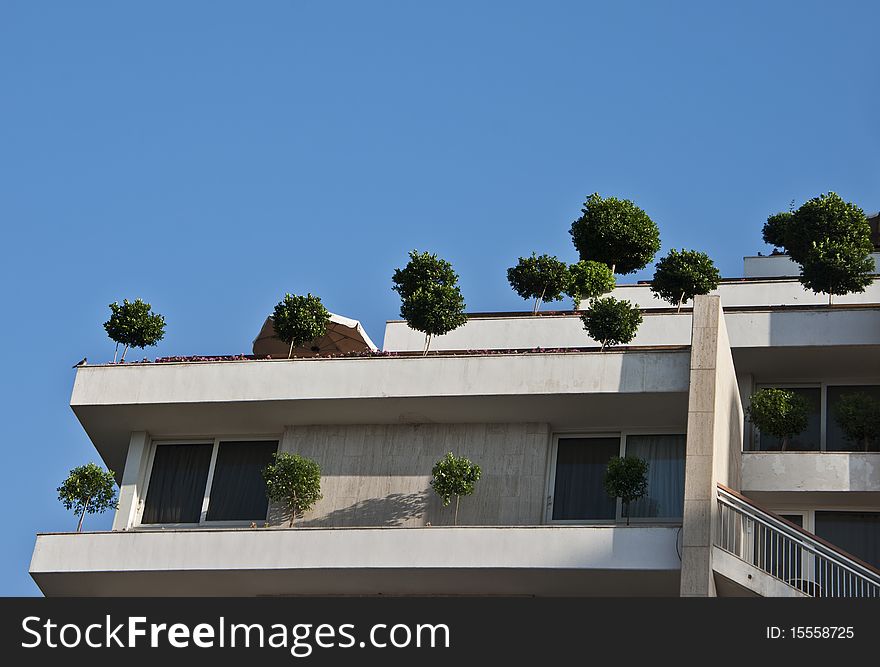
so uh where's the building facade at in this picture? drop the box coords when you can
[30,253,880,597]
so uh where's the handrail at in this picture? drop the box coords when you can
[716,485,880,597]
[717,484,880,577]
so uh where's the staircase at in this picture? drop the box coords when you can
[715,484,880,597]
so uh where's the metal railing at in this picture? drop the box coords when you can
[716,486,880,597]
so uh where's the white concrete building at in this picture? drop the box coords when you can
[30,253,880,597]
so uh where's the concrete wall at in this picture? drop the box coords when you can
[277,423,551,527]
[743,253,880,279]
[680,295,744,597]
[742,452,880,493]
[382,307,880,353]
[600,276,880,310]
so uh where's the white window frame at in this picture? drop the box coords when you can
[136,435,280,529]
[546,429,686,525]
[753,380,880,452]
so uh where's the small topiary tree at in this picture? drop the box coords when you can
[763,193,874,305]
[57,463,118,532]
[650,248,721,311]
[506,253,570,314]
[832,392,880,452]
[272,293,330,358]
[262,452,322,527]
[569,193,661,275]
[580,297,643,350]
[746,388,810,451]
[604,456,649,525]
[392,250,467,355]
[104,298,166,362]
[566,260,616,309]
[430,452,482,525]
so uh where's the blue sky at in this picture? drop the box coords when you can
[1,1,877,595]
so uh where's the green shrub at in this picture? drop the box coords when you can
[604,456,648,525]
[272,293,330,358]
[430,452,482,525]
[746,388,810,451]
[262,452,323,527]
[580,297,643,350]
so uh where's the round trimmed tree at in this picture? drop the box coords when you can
[746,388,810,451]
[604,456,649,525]
[832,392,880,452]
[650,248,721,311]
[104,298,166,362]
[580,297,643,350]
[507,253,570,313]
[566,260,616,309]
[392,250,467,354]
[272,293,330,358]
[763,193,874,304]
[569,193,661,275]
[57,463,118,532]
[262,452,322,527]
[430,452,482,525]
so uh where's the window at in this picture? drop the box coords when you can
[751,384,880,452]
[625,434,686,519]
[826,385,880,452]
[141,439,279,525]
[551,437,619,520]
[549,433,686,522]
[141,443,213,524]
[754,386,821,451]
[814,511,880,569]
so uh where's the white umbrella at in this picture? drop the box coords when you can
[252,313,378,358]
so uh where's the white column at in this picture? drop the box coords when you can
[112,431,150,531]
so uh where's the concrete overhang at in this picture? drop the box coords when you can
[30,525,682,596]
[71,351,691,477]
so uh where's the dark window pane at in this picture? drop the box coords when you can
[755,387,821,451]
[826,385,880,452]
[206,441,278,522]
[815,512,880,569]
[625,434,686,519]
[552,437,619,520]
[142,444,213,524]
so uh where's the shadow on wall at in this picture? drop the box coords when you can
[296,490,434,527]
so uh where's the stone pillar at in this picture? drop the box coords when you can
[679,295,743,596]
[112,431,150,531]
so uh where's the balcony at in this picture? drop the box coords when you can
[30,525,682,597]
[742,451,880,503]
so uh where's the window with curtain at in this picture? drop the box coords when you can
[141,444,213,524]
[755,387,821,451]
[206,441,278,521]
[551,437,619,520]
[624,434,686,519]
[815,512,880,569]
[826,385,880,452]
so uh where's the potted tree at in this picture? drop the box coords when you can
[506,253,570,314]
[604,456,649,525]
[569,192,661,275]
[430,452,482,525]
[746,388,810,451]
[271,293,330,358]
[580,296,643,350]
[650,248,721,312]
[103,298,166,362]
[57,463,118,532]
[262,452,323,527]
[392,250,467,355]
[565,260,616,309]
[763,192,874,305]
[832,392,880,452]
